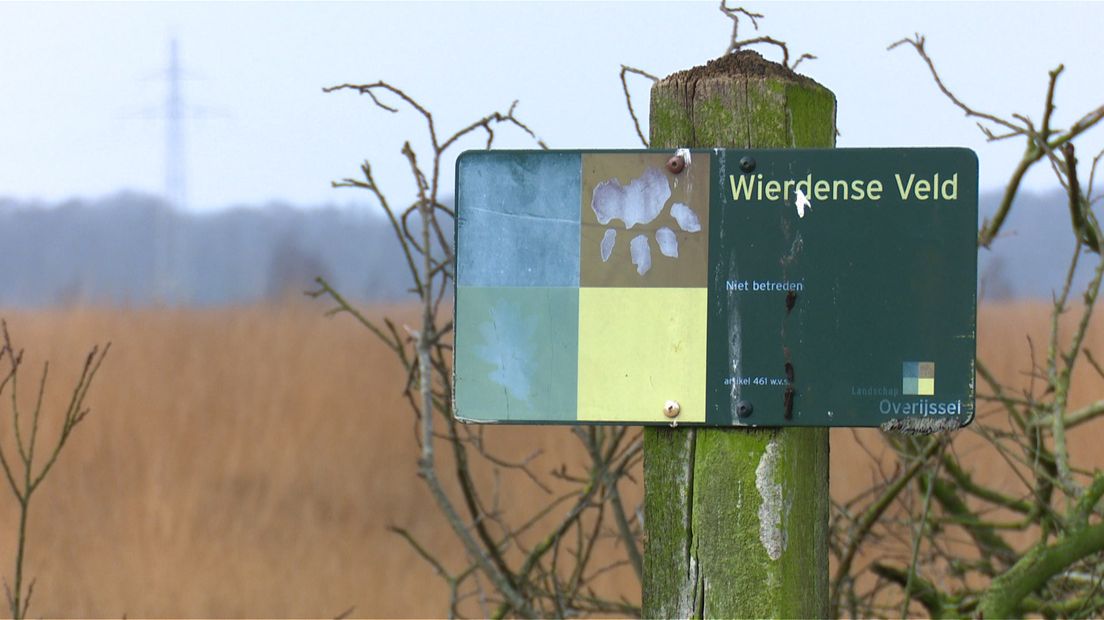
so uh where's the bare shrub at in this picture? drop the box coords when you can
[0,322,108,619]
[312,83,643,617]
[829,35,1104,619]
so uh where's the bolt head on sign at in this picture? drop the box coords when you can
[453,149,977,429]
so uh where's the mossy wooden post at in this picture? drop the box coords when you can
[643,51,836,618]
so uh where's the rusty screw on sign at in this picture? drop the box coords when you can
[663,400,681,418]
[666,155,686,174]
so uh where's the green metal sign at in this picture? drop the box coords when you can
[454,149,977,429]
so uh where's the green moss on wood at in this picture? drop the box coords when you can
[692,429,775,616]
[776,427,830,619]
[642,428,697,618]
[979,521,1104,619]
[695,92,744,147]
[649,72,836,151]
[644,54,835,619]
[649,86,696,148]
[785,82,837,148]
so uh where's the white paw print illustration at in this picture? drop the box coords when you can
[591,165,701,275]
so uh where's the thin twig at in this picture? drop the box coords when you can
[619,65,658,147]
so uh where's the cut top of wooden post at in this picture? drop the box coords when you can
[650,50,836,149]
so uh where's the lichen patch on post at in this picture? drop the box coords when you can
[755,437,787,561]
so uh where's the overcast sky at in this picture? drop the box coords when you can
[1,1,1101,212]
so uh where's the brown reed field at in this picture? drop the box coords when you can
[0,299,1099,617]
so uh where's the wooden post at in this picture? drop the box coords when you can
[643,51,836,618]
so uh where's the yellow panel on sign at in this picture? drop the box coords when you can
[577,287,708,422]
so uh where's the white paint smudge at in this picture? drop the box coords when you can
[600,228,617,262]
[727,256,744,420]
[755,437,787,561]
[795,188,812,218]
[655,227,678,257]
[780,232,804,267]
[591,167,671,229]
[630,234,652,275]
[670,202,701,232]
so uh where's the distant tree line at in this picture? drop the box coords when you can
[0,192,424,306]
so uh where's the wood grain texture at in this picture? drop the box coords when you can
[643,51,836,619]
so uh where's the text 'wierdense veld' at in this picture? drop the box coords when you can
[454,149,978,428]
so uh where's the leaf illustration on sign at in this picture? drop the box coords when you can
[475,300,537,404]
[600,229,617,262]
[655,227,678,257]
[670,202,701,232]
[630,234,652,275]
[591,167,670,228]
[591,167,701,276]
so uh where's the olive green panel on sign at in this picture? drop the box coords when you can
[580,152,711,288]
[453,148,978,428]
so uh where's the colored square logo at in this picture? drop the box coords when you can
[903,362,935,396]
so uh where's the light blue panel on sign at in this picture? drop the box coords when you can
[454,286,579,422]
[457,152,581,287]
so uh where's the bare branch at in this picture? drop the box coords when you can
[619,65,658,147]
[721,3,814,70]
[887,35,1020,136]
[0,321,108,619]
[721,1,762,52]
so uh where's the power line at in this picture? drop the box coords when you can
[165,36,186,212]
[149,35,192,303]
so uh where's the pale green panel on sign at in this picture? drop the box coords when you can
[454,287,579,421]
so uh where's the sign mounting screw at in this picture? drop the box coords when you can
[739,156,756,173]
[736,400,754,418]
[666,155,686,174]
[663,400,681,418]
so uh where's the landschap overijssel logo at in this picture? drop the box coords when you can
[902,361,935,396]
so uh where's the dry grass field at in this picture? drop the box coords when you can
[0,299,1099,617]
